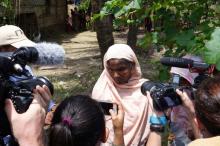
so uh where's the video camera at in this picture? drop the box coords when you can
[141,57,215,111]
[0,47,54,146]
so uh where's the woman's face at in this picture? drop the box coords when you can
[107,59,134,84]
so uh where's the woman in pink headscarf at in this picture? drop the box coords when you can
[92,44,153,146]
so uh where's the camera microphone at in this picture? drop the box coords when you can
[160,57,210,70]
[33,42,65,65]
[12,42,65,66]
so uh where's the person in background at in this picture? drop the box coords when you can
[48,95,124,146]
[71,8,80,32]
[0,25,36,74]
[143,77,220,146]
[176,77,220,146]
[92,44,153,146]
[65,14,72,33]
[168,55,203,145]
[0,24,57,127]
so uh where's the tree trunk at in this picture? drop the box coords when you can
[127,24,138,51]
[91,0,114,60]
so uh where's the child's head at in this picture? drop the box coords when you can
[49,95,106,146]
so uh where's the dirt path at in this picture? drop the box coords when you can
[35,31,127,75]
[33,29,160,101]
[33,30,129,101]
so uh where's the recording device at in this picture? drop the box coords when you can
[141,80,182,111]
[98,101,118,115]
[141,57,213,111]
[160,57,212,72]
[11,42,65,68]
[0,43,62,146]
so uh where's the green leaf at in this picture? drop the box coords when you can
[115,0,141,17]
[174,30,194,47]
[128,0,141,9]
[204,28,220,67]
[159,66,170,81]
[189,6,204,26]
[152,32,158,44]
[137,33,152,49]
[216,59,220,71]
[0,2,7,8]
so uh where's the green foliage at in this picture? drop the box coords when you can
[93,0,220,70]
[0,0,15,25]
[78,0,90,12]
[205,28,220,70]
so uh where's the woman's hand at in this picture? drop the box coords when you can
[110,103,124,133]
[110,102,125,146]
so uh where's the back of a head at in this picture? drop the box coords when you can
[49,95,105,146]
[195,77,220,136]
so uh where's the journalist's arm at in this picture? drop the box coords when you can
[4,85,51,146]
[145,91,166,146]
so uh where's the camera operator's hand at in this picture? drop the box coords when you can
[110,102,125,146]
[176,89,195,115]
[176,89,201,139]
[4,85,51,146]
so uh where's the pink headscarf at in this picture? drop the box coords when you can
[92,44,153,146]
[170,55,202,85]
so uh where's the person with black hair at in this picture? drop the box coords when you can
[144,77,220,146]
[176,77,220,146]
[49,95,124,146]
[5,94,124,146]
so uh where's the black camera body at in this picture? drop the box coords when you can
[141,81,182,111]
[141,57,214,111]
[7,76,53,113]
[0,50,54,145]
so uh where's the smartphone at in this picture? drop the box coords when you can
[98,101,118,115]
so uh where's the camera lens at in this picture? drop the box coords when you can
[141,81,157,95]
[37,76,54,95]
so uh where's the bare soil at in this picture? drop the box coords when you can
[33,30,160,102]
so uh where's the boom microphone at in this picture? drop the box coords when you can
[11,42,65,66]
[34,42,65,65]
[160,57,210,70]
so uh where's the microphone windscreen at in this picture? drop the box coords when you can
[33,42,65,65]
[160,57,193,68]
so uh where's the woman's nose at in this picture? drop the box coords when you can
[112,71,120,78]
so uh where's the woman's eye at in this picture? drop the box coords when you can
[118,68,127,72]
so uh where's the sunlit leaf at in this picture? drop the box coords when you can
[205,28,220,69]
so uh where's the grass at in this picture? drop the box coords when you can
[43,67,102,102]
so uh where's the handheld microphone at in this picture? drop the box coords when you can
[11,42,65,66]
[160,57,210,70]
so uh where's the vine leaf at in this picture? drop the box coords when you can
[205,28,220,70]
